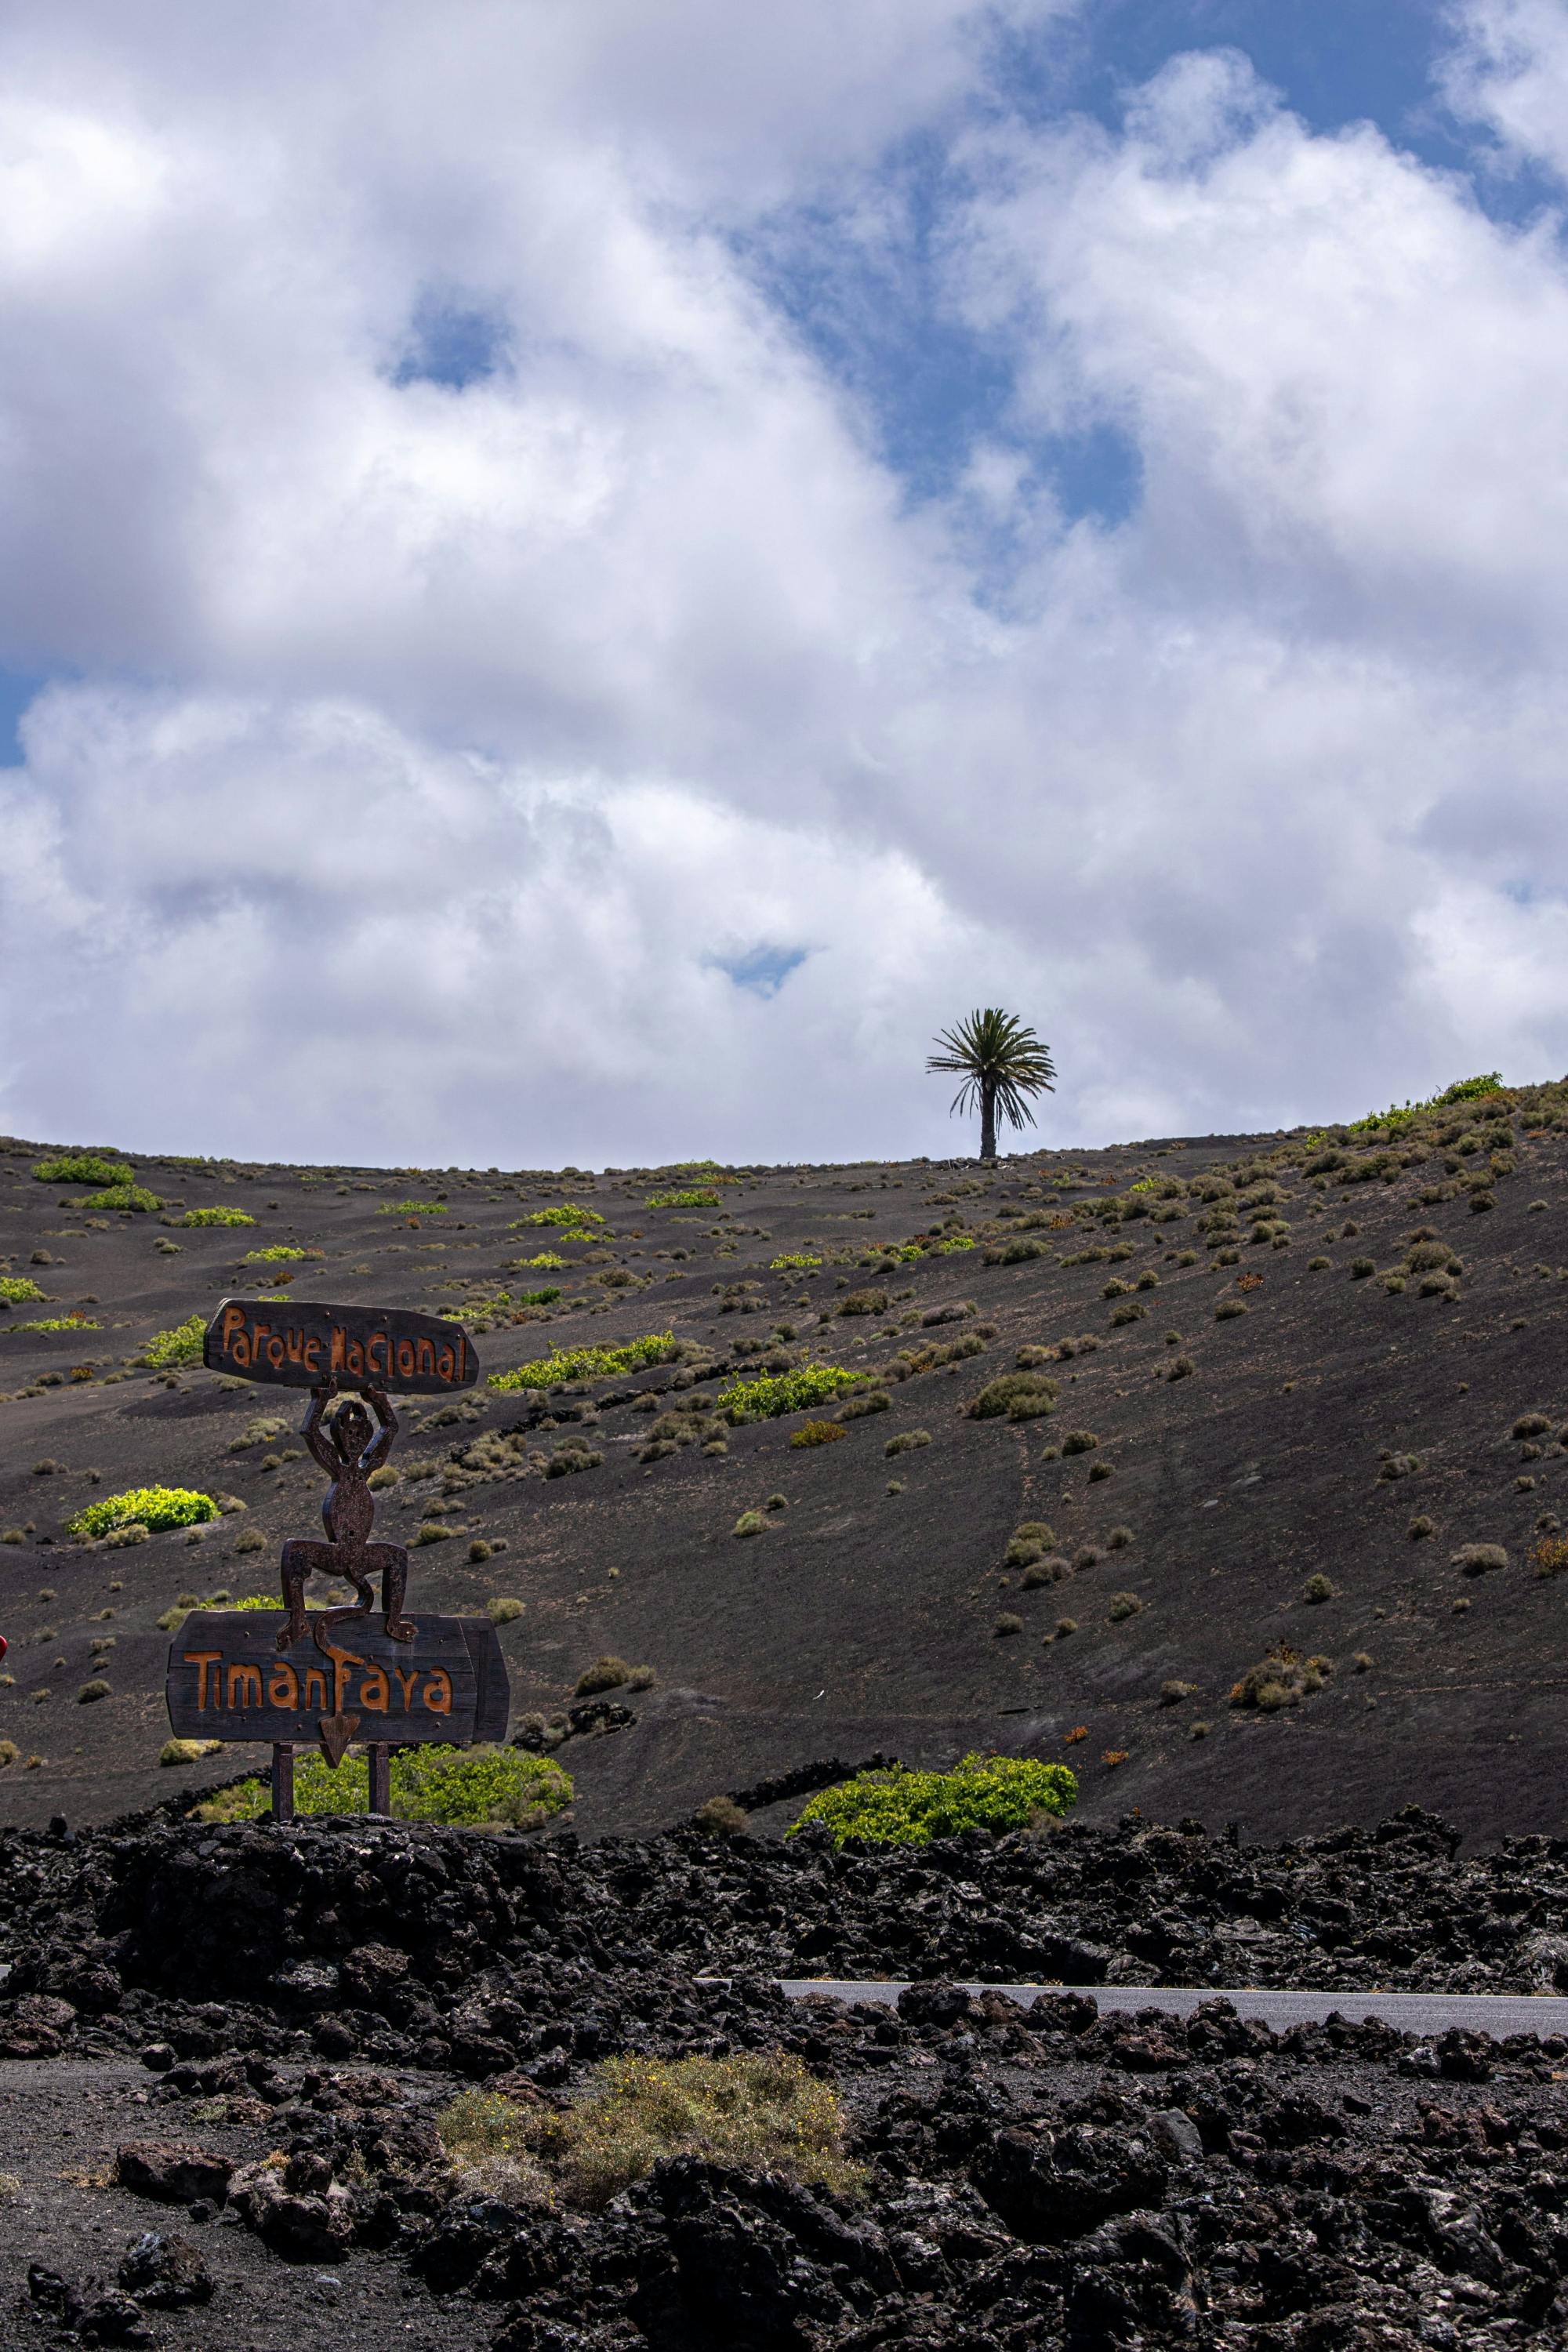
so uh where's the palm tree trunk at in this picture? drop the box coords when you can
[980,1082,996,1161]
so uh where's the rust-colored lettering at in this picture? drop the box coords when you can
[367,1331,388,1376]
[303,1666,328,1710]
[437,1343,456,1383]
[268,1661,300,1708]
[227,1662,263,1709]
[220,1305,248,1354]
[333,1649,365,1716]
[266,1334,285,1368]
[346,1338,365,1377]
[422,1668,453,1716]
[358,1661,390,1713]
[285,1326,305,1363]
[303,1336,321,1372]
[393,1665,419,1711]
[183,1651,223,1710]
[395,1338,415,1379]
[252,1317,272,1357]
[329,1326,347,1374]
[416,1337,435,1374]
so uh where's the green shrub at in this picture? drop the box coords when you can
[732,1510,768,1537]
[33,1155,132,1186]
[966,1372,1058,1422]
[490,1332,678,1393]
[0,1278,47,1305]
[380,1199,449,1216]
[1231,1643,1332,1708]
[692,1795,750,1838]
[648,1188,720,1209]
[789,1419,846,1448]
[1,1316,100,1336]
[718,1363,861,1421]
[488,1596,526,1624]
[68,1486,219,1540]
[173,1207,255,1228]
[143,1314,205,1368]
[1060,1429,1099,1455]
[511,1205,605,1228]
[1453,1542,1507,1576]
[884,1428,931,1457]
[789,1754,1076,1847]
[1350,1258,1376,1279]
[575,1654,633,1693]
[1302,1573,1335,1602]
[994,1613,1023,1637]
[82,1184,162,1213]
[836,1387,891,1421]
[1215,1298,1247,1320]
[771,1254,822,1271]
[1107,1592,1143,1621]
[194,1744,572,1828]
[1347,1073,1504,1134]
[1005,1523,1054,1573]
[244,1245,314,1263]
[837,1287,888,1317]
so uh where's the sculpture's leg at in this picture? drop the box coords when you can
[277,1538,334,1650]
[365,1542,415,1642]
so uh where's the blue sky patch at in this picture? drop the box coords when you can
[709,945,810,998]
[0,666,49,765]
[392,296,509,391]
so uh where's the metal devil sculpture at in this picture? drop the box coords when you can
[165,1298,509,1820]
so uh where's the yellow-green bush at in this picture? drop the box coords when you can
[790,1753,1077,1846]
[143,1314,205,1367]
[68,1486,219,1540]
[193,1744,572,1828]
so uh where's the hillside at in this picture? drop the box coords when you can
[2,1079,1565,1844]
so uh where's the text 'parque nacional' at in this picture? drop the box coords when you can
[203,1297,478,1394]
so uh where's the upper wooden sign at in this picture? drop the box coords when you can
[204,1298,479,1395]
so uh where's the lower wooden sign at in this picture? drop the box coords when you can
[165,1613,510,1747]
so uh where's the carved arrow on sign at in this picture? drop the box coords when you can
[318,1711,361,1769]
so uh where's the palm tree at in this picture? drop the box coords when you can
[927,1008,1056,1162]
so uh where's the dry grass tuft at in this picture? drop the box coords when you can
[441,2052,858,2212]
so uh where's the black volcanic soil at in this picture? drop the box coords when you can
[2,1091,1567,1843]
[5,1808,1568,2348]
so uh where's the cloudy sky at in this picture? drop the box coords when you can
[2,0,1566,1167]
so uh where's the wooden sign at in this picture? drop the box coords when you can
[204,1298,478,1395]
[166,1612,509,1748]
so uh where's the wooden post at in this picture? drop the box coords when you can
[271,1742,296,1824]
[367,1743,390,1818]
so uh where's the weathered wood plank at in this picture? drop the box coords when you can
[202,1298,478,1395]
[165,1611,508,1744]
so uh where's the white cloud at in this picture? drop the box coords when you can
[1441,0,1568,183]
[0,5,1566,1165]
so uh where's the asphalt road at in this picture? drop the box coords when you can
[771,1980,1568,2039]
